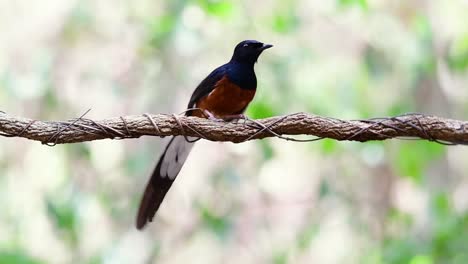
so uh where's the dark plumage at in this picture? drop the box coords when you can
[136,40,272,229]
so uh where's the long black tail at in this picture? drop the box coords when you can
[136,136,195,229]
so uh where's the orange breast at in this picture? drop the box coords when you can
[192,76,255,118]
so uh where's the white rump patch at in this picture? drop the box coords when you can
[159,136,196,180]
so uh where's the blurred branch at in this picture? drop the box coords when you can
[0,112,467,145]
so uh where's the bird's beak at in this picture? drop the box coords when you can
[259,43,273,51]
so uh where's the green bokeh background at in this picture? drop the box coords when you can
[1,0,468,263]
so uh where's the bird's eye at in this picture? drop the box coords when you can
[243,43,249,47]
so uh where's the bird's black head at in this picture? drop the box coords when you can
[230,40,273,64]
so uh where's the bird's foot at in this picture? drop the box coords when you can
[226,114,269,130]
[203,110,224,122]
[220,114,248,123]
[202,111,267,130]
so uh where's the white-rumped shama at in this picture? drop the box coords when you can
[136,40,272,229]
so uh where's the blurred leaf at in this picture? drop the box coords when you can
[361,249,384,264]
[353,67,374,117]
[383,238,419,264]
[297,224,319,250]
[196,0,234,18]
[212,166,241,188]
[42,86,59,111]
[364,46,392,79]
[258,140,274,160]
[430,193,458,257]
[452,254,468,264]
[61,1,94,43]
[0,70,13,97]
[246,98,277,119]
[388,207,414,228]
[272,11,299,34]
[86,254,103,264]
[318,179,331,199]
[411,15,436,80]
[412,14,432,43]
[319,139,338,154]
[47,200,76,231]
[46,195,78,246]
[387,103,412,117]
[396,145,423,182]
[272,251,287,264]
[382,193,468,264]
[147,15,177,48]
[409,255,433,264]
[394,142,445,183]
[124,149,152,176]
[447,34,468,72]
[199,206,232,239]
[67,144,91,162]
[337,0,368,10]
[431,193,451,217]
[0,251,44,264]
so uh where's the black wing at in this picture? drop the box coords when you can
[187,63,229,111]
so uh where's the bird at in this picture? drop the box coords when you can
[136,40,273,229]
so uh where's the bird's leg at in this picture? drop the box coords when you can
[203,112,263,129]
[224,114,273,131]
[221,114,269,131]
[203,111,249,125]
[203,110,224,122]
[220,114,248,123]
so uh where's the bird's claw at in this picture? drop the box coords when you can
[203,110,224,122]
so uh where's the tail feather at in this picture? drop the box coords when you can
[136,136,195,229]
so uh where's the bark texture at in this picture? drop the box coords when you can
[0,112,467,145]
